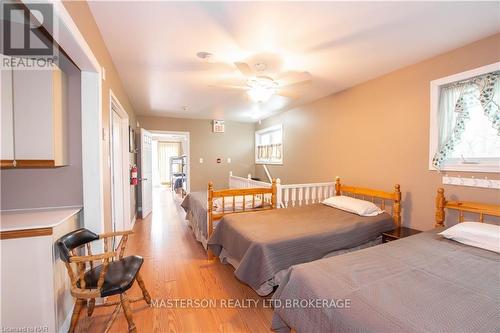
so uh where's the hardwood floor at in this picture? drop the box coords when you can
[75,188,273,332]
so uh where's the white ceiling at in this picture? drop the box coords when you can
[89,1,500,122]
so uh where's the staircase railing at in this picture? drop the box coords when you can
[229,171,335,209]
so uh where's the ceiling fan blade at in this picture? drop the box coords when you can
[277,71,312,86]
[234,62,254,77]
[208,84,247,91]
[277,89,301,99]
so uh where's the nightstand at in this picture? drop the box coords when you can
[382,227,421,243]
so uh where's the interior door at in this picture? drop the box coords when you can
[140,128,153,218]
[111,110,125,234]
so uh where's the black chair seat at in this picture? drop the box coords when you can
[79,255,144,297]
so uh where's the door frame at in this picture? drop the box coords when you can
[109,90,132,231]
[150,130,191,194]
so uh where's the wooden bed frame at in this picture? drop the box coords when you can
[435,188,500,227]
[206,177,401,243]
[205,177,401,259]
[334,177,402,227]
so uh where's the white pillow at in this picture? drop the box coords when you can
[213,195,262,213]
[439,222,500,253]
[322,195,383,216]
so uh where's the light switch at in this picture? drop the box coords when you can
[227,158,231,164]
[199,158,203,164]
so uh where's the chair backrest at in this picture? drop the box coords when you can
[56,228,115,299]
[57,228,99,262]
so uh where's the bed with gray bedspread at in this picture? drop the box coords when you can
[207,203,395,294]
[181,191,209,247]
[271,228,500,333]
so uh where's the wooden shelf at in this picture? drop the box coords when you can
[1,159,66,169]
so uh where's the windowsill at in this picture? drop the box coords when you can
[255,161,283,165]
[429,163,500,173]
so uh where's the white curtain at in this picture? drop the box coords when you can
[432,71,499,169]
[157,142,180,184]
[257,143,282,161]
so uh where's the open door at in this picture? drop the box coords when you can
[139,128,153,218]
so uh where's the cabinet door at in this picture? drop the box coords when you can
[1,68,14,160]
[13,69,54,160]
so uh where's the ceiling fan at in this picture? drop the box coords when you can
[203,52,312,103]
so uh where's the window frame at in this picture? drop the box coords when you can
[255,124,283,165]
[428,62,500,173]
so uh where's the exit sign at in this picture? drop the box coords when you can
[212,120,225,133]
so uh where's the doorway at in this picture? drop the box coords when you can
[138,130,190,218]
[151,131,190,200]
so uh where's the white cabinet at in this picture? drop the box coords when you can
[0,208,82,333]
[1,68,14,160]
[1,64,68,168]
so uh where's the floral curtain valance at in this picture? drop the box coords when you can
[432,71,499,169]
[257,143,282,161]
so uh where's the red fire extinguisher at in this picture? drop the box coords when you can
[130,165,138,185]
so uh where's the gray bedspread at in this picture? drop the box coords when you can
[271,229,500,333]
[181,191,208,239]
[207,203,395,292]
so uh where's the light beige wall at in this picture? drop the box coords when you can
[63,1,138,230]
[257,33,500,230]
[138,116,256,191]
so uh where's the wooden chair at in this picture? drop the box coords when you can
[56,228,151,333]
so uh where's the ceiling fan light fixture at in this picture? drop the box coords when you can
[247,86,275,103]
[246,76,278,103]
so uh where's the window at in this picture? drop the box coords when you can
[429,63,500,173]
[255,124,283,164]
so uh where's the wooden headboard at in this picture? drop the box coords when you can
[335,177,402,227]
[435,188,500,227]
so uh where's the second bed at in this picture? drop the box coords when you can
[270,189,500,333]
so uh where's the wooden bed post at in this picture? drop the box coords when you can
[435,188,446,227]
[393,184,401,227]
[275,178,282,208]
[271,179,277,208]
[207,181,214,260]
[335,177,341,196]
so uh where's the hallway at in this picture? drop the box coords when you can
[75,188,273,332]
